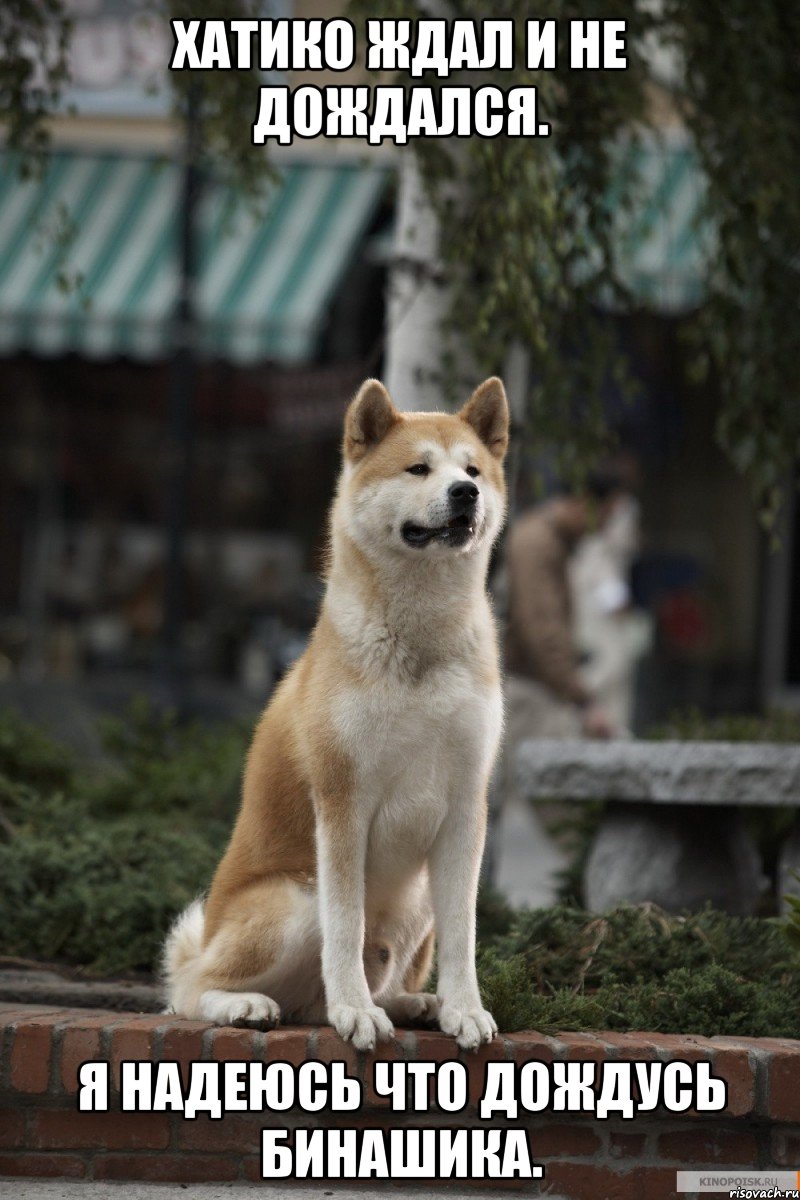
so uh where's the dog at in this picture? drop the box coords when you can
[163,376,509,1051]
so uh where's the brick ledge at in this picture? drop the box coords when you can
[2,1003,799,1197]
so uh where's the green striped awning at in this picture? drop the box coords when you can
[0,152,388,363]
[610,133,711,312]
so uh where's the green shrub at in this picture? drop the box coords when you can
[479,960,800,1040]
[90,697,248,820]
[0,813,225,974]
[648,707,800,743]
[0,707,74,790]
[785,873,800,954]
[0,701,246,974]
[493,903,795,990]
[475,902,800,1037]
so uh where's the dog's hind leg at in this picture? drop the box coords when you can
[198,988,281,1029]
[381,925,440,1026]
[165,876,323,1027]
[403,925,436,993]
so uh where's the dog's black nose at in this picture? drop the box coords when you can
[448,480,479,508]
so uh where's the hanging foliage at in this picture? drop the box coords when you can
[661,0,800,527]
[355,1,800,515]
[352,0,657,485]
[1,0,71,167]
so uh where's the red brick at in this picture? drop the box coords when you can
[0,1006,63,1025]
[314,1026,360,1078]
[176,1112,261,1153]
[392,1029,419,1059]
[532,1123,601,1158]
[593,1032,658,1061]
[408,1030,460,1108]
[714,1035,800,1054]
[243,1155,264,1182]
[59,1012,120,1032]
[262,1027,309,1066]
[413,1030,459,1060]
[642,1034,755,1118]
[712,1047,756,1118]
[767,1046,800,1122]
[30,1109,170,1151]
[647,1032,715,1056]
[109,1013,170,1026]
[211,1026,257,1062]
[640,1165,683,1200]
[160,1021,209,1089]
[657,1128,758,1165]
[365,1036,402,1107]
[0,1152,86,1178]
[542,1163,681,1200]
[9,1015,63,1093]
[107,1016,172,1092]
[556,1032,609,1064]
[328,1112,396,1132]
[541,1162,636,1200]
[0,1107,25,1148]
[771,1128,800,1166]
[649,1035,707,1061]
[60,1023,104,1094]
[505,1031,559,1065]
[1,1005,99,1028]
[464,1036,507,1108]
[608,1131,647,1159]
[413,1029,461,1071]
[94,1152,239,1182]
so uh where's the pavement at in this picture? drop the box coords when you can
[493,795,566,909]
[0,1184,532,1200]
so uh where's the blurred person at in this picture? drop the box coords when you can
[489,469,628,909]
[504,468,628,743]
[570,489,653,732]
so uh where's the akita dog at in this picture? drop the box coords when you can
[163,376,509,1051]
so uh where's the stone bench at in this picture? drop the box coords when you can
[516,740,800,914]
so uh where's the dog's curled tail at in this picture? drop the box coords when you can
[161,898,205,1014]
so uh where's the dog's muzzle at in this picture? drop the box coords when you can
[401,482,480,548]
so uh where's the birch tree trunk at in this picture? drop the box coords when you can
[383,153,452,412]
[384,152,529,422]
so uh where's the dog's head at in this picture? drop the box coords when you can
[336,377,509,562]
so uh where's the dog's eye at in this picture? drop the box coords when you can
[466,465,480,478]
[406,463,430,476]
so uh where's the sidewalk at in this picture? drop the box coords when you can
[0,1184,520,1200]
[492,795,567,909]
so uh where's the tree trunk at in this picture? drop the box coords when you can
[383,154,452,411]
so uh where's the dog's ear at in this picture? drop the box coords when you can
[459,377,509,460]
[344,379,400,462]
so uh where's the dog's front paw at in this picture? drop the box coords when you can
[438,1002,497,1051]
[329,1003,394,1051]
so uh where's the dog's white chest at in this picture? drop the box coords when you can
[333,662,501,884]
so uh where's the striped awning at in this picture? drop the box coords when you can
[610,133,711,313]
[0,152,388,364]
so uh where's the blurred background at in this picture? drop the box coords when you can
[2,0,796,745]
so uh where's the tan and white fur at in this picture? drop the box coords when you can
[163,376,509,1051]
